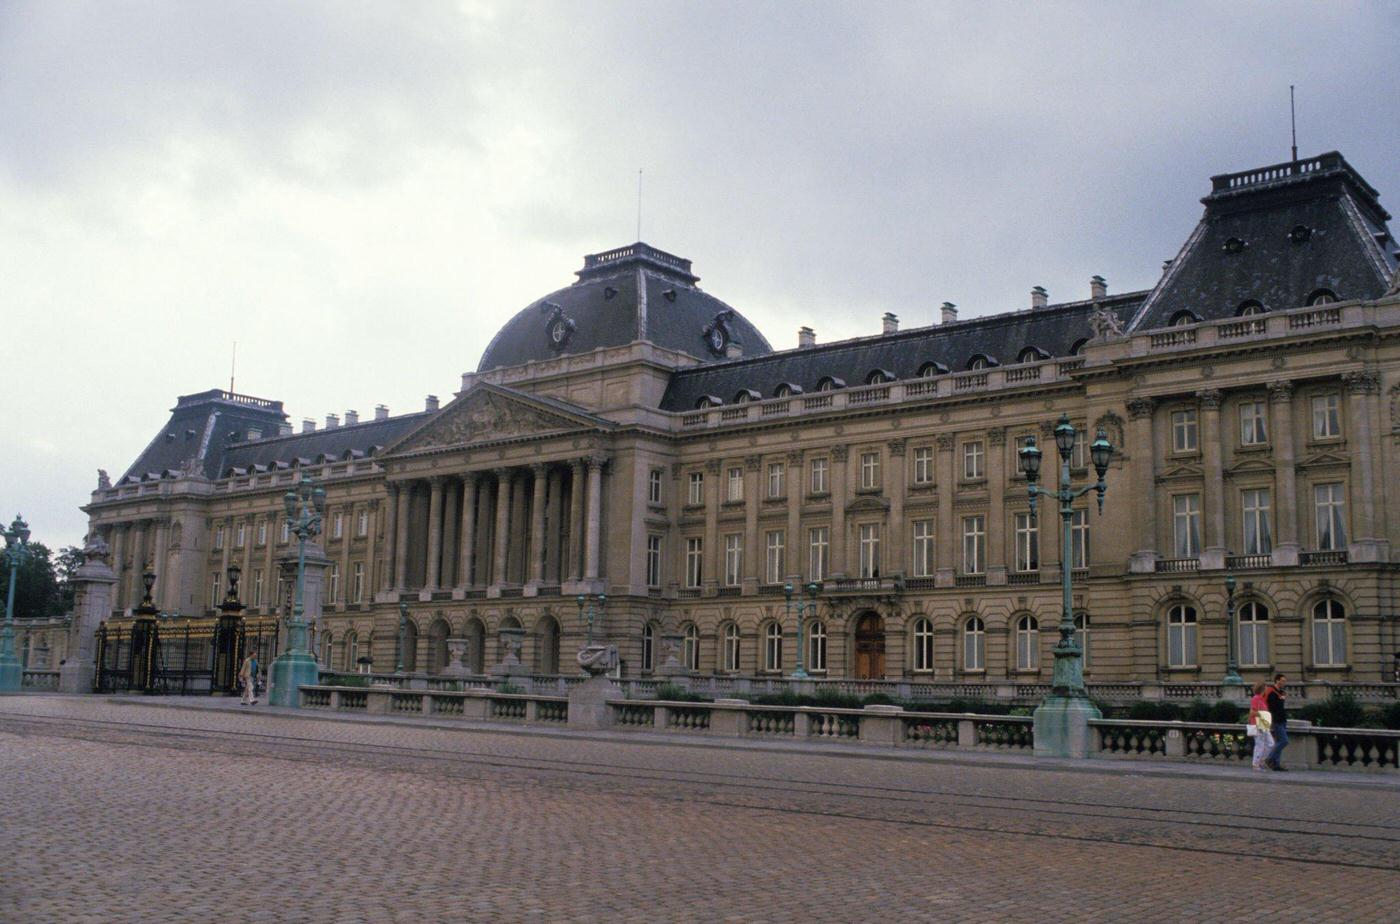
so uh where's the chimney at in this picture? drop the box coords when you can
[1090,275,1107,299]
[425,395,440,412]
[374,404,389,421]
[345,410,359,426]
[1031,286,1048,310]
[325,413,340,430]
[940,302,958,324]
[302,419,317,433]
[798,326,816,349]
[278,423,294,437]
[882,312,899,335]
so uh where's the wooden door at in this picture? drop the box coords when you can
[854,613,886,679]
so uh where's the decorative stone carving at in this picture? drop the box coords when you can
[704,458,722,474]
[1088,304,1125,340]
[442,638,470,677]
[1342,370,1380,395]
[744,454,763,472]
[1126,397,1155,420]
[541,301,576,352]
[82,533,110,566]
[96,469,111,490]
[830,445,849,462]
[400,392,579,452]
[887,438,907,457]
[701,309,737,357]
[576,644,618,676]
[785,449,804,466]
[1268,380,1295,402]
[1386,265,1400,297]
[1196,389,1223,409]
[987,427,1006,447]
[1389,382,1400,432]
[935,433,954,452]
[1093,410,1125,450]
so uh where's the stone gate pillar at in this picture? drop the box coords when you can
[60,536,118,694]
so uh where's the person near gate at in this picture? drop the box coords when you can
[1247,681,1273,772]
[1264,673,1289,771]
[238,647,259,706]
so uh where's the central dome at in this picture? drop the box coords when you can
[476,243,773,372]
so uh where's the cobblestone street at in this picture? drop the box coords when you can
[2,695,1397,923]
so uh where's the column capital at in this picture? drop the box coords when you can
[830,445,849,462]
[530,462,548,476]
[492,467,514,481]
[704,458,722,474]
[887,438,907,457]
[569,458,586,473]
[1195,388,1223,409]
[1126,396,1155,419]
[587,452,610,470]
[986,428,1005,448]
[786,449,804,466]
[459,471,479,487]
[428,475,447,488]
[1267,380,1295,402]
[743,454,763,472]
[1343,369,1380,395]
[935,433,955,452]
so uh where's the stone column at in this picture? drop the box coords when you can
[703,458,720,592]
[456,473,478,591]
[383,483,400,593]
[128,519,150,606]
[935,434,955,587]
[1268,381,1299,566]
[441,482,459,589]
[987,428,1009,584]
[1198,389,1226,569]
[60,538,118,693]
[830,445,849,578]
[584,454,607,583]
[152,518,170,609]
[1126,398,1159,572]
[546,467,564,584]
[424,476,445,594]
[527,463,548,591]
[742,455,761,589]
[393,482,411,591]
[509,472,529,583]
[492,468,513,589]
[886,439,907,577]
[108,524,127,612]
[785,450,803,580]
[1344,370,1386,561]
[567,460,585,583]
[338,507,353,605]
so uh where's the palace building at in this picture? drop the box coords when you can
[81,151,1400,686]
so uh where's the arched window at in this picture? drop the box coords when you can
[1074,612,1090,670]
[773,382,803,398]
[962,616,985,672]
[428,618,451,673]
[1236,300,1267,317]
[696,395,721,409]
[807,620,827,672]
[401,620,419,673]
[1169,310,1200,327]
[1015,616,1040,671]
[733,389,760,404]
[912,617,935,673]
[466,619,486,674]
[535,616,560,674]
[1312,599,1347,667]
[343,630,359,672]
[722,622,741,672]
[764,621,783,672]
[918,361,948,378]
[319,632,333,667]
[815,376,844,392]
[1306,289,1338,306]
[682,623,700,671]
[1238,602,1269,668]
[1017,347,1047,364]
[865,369,894,385]
[967,355,989,371]
[1167,604,1198,668]
[641,622,656,673]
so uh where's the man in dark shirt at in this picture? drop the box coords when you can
[1265,673,1289,771]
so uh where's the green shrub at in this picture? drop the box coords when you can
[654,682,709,703]
[1183,699,1214,722]
[1380,702,1400,730]
[862,692,897,706]
[812,689,863,710]
[329,673,370,688]
[1298,693,1365,729]
[1208,700,1242,724]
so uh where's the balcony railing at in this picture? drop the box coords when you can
[1301,549,1349,566]
[1225,554,1271,570]
[1155,558,1200,573]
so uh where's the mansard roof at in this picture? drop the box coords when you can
[221,413,429,475]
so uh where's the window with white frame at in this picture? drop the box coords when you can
[1167,604,1198,668]
[683,623,699,671]
[641,623,656,672]
[1238,601,1269,667]
[235,522,246,547]
[858,524,880,578]
[722,622,741,671]
[1312,599,1346,667]
[912,519,935,577]
[646,535,662,587]
[685,538,703,587]
[328,563,340,603]
[807,620,827,672]
[351,562,364,603]
[1173,494,1201,558]
[214,525,225,550]
[1171,409,1198,452]
[764,530,785,584]
[767,462,785,498]
[963,616,985,671]
[1070,428,1087,470]
[1314,483,1347,550]
[962,441,984,480]
[253,568,264,607]
[648,469,663,505]
[1014,513,1039,572]
[913,446,934,485]
[810,457,829,494]
[1239,401,1268,446]
[726,467,744,503]
[344,632,359,671]
[763,622,783,672]
[808,527,829,582]
[357,509,368,537]
[1074,612,1090,669]
[332,512,343,540]
[280,519,290,544]
[860,451,880,489]
[319,632,332,667]
[256,520,267,546]
[1311,394,1341,439]
[687,472,704,506]
[912,617,935,672]
[1070,509,1090,570]
[961,515,985,574]
[1241,488,1273,555]
[1015,615,1039,671]
[724,534,743,586]
[209,571,222,608]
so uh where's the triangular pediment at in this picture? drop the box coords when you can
[846,495,891,514]
[1157,462,1203,482]
[385,385,612,456]
[1296,449,1351,470]
[1225,457,1275,477]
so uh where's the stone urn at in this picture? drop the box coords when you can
[490,627,527,678]
[569,644,621,730]
[442,637,471,677]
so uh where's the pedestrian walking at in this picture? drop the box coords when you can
[239,647,259,706]
[1247,681,1273,772]
[1264,673,1289,771]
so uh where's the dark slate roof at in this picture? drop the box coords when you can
[221,412,429,474]
[476,242,773,371]
[658,294,1142,412]
[1129,152,1397,330]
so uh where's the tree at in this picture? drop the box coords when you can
[0,542,68,620]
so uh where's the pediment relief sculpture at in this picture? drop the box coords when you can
[397,391,583,453]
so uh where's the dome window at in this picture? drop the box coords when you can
[1222,237,1247,254]
[1306,289,1338,306]
[663,288,677,302]
[1169,310,1201,327]
[1288,225,1312,244]
[773,382,804,398]
[865,368,895,385]
[1235,300,1267,317]
[603,286,619,300]
[815,376,845,392]
[733,388,761,404]
[541,302,576,352]
[918,361,949,377]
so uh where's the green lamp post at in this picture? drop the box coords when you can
[268,475,325,706]
[783,581,819,679]
[1019,415,1114,756]
[1222,574,1244,687]
[0,515,31,692]
[576,592,606,646]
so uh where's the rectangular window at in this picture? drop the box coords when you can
[1239,401,1268,446]
[280,520,290,544]
[1173,494,1201,558]
[860,451,880,490]
[808,527,829,582]
[767,462,785,498]
[765,530,785,584]
[648,469,663,505]
[328,563,340,603]
[1070,509,1090,570]
[685,538,703,588]
[687,472,704,506]
[1314,483,1347,550]
[1312,394,1341,439]
[810,457,829,494]
[1070,428,1087,470]
[256,520,267,546]
[209,571,222,609]
[332,512,344,540]
[253,568,265,607]
[913,446,934,485]
[1241,488,1273,555]
[912,519,935,577]
[961,515,985,574]
[962,441,984,480]
[357,509,369,537]
[1172,409,1198,453]
[646,535,662,587]
[214,526,225,550]
[1014,512,1039,573]
[351,562,364,603]
[235,523,246,548]
[724,534,743,586]
[858,524,880,578]
[726,467,744,503]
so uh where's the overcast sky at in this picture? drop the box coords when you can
[3,1,1398,552]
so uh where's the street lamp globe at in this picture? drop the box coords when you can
[1090,428,1114,477]
[1054,414,1076,459]
[1018,438,1042,481]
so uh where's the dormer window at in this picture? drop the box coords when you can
[865,369,894,385]
[1016,346,1048,364]
[815,376,845,392]
[1236,300,1267,317]
[733,389,760,404]
[773,382,803,398]
[696,395,723,409]
[918,361,949,378]
[1306,289,1338,306]
[1068,338,1088,356]
[967,354,996,371]
[1222,237,1246,254]
[1169,310,1200,327]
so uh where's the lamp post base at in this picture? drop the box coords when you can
[1033,694,1102,759]
[0,656,20,693]
[268,650,320,707]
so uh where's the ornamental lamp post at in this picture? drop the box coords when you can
[268,474,325,706]
[576,592,606,646]
[129,564,161,694]
[0,514,32,691]
[1018,415,1113,757]
[783,581,820,680]
[1222,574,1244,687]
[214,563,245,695]
[396,601,409,674]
